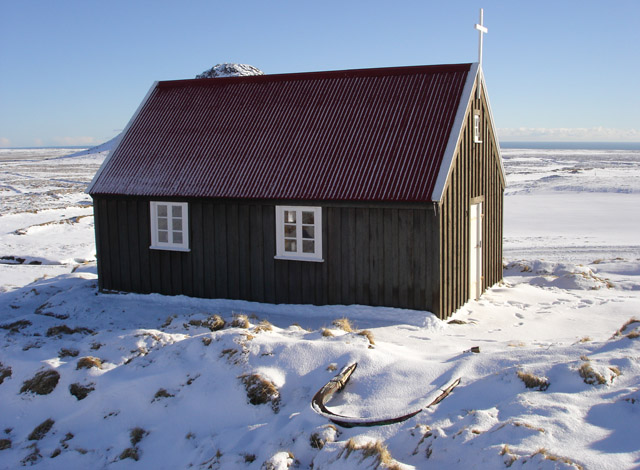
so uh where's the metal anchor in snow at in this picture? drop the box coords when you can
[311,363,461,428]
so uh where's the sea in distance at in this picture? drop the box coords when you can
[501,141,640,151]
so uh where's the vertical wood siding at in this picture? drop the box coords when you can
[92,199,441,313]
[438,80,504,319]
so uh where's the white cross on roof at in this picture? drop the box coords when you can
[475,8,488,67]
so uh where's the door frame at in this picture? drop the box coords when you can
[469,198,483,301]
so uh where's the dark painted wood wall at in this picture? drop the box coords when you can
[437,80,504,318]
[93,198,442,313]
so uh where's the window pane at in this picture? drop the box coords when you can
[302,225,314,239]
[173,231,183,244]
[158,231,168,243]
[302,211,314,224]
[158,217,168,230]
[284,210,296,223]
[302,240,315,253]
[172,218,182,230]
[284,239,297,252]
[284,224,296,237]
[172,205,182,218]
[157,205,167,217]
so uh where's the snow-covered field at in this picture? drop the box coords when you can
[0,146,639,469]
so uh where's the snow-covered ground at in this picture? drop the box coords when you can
[0,146,639,469]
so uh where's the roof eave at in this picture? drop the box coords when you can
[86,81,159,195]
[430,63,479,203]
[478,68,507,186]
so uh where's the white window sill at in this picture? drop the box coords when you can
[274,255,324,263]
[150,245,191,252]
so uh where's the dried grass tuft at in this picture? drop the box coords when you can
[231,314,250,329]
[189,314,226,331]
[578,362,606,385]
[532,448,584,469]
[20,369,60,395]
[321,328,334,337]
[253,319,273,333]
[0,362,11,385]
[612,317,640,338]
[357,330,375,345]
[309,424,339,450]
[46,325,94,337]
[153,388,174,401]
[0,439,11,450]
[58,348,79,358]
[338,439,399,469]
[28,419,54,441]
[0,319,31,332]
[130,427,147,446]
[119,447,139,461]
[240,373,280,413]
[332,318,354,332]
[69,383,95,400]
[517,371,550,391]
[76,356,102,370]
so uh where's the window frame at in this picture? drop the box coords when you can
[149,201,190,252]
[473,112,483,144]
[274,206,323,262]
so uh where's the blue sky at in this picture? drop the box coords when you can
[1,0,639,148]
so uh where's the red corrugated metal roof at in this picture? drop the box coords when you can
[89,63,472,202]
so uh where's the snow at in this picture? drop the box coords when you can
[0,146,639,469]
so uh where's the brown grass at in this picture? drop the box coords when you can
[309,424,339,450]
[254,319,273,333]
[612,317,640,338]
[130,427,147,446]
[532,448,583,469]
[119,447,139,461]
[20,369,60,395]
[0,362,11,385]
[189,314,226,331]
[153,388,174,401]
[240,374,280,413]
[69,383,95,400]
[326,363,338,372]
[578,362,606,385]
[76,356,102,370]
[338,439,400,469]
[357,330,375,345]
[46,325,94,337]
[28,419,54,441]
[517,371,550,391]
[58,348,79,358]
[332,318,354,332]
[231,314,250,329]
[321,328,334,337]
[0,319,31,332]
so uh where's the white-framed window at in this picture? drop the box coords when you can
[473,112,483,144]
[150,201,189,251]
[275,206,323,262]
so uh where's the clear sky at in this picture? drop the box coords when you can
[1,0,639,148]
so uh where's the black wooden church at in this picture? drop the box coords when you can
[88,21,504,319]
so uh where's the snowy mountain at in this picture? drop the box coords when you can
[196,63,264,79]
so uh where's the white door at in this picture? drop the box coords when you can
[469,202,483,301]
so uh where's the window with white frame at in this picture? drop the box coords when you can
[150,201,189,251]
[473,112,483,144]
[275,206,323,261]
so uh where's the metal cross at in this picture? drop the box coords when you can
[475,8,488,67]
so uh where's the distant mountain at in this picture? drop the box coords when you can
[196,63,263,78]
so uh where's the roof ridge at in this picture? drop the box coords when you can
[157,63,473,88]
